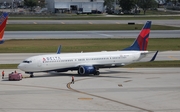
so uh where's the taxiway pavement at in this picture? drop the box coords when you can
[0,68,180,112]
[4,30,180,39]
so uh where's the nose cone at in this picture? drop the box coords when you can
[18,63,25,71]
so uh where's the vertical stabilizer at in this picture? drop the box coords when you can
[123,21,151,51]
[0,12,8,44]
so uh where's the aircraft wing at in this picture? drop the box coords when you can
[93,64,125,68]
[77,63,125,69]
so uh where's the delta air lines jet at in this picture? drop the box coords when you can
[0,12,8,44]
[18,21,157,77]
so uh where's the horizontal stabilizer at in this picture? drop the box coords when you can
[150,51,158,62]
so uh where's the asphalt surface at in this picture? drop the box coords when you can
[4,30,180,39]
[0,68,180,112]
[0,51,179,64]
[4,19,180,39]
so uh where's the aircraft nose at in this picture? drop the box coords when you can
[18,63,25,71]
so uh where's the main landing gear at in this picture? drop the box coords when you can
[94,71,100,75]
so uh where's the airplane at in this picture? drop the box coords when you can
[0,12,8,44]
[18,21,158,77]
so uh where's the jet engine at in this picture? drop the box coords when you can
[78,65,96,75]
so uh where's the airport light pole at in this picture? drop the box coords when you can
[12,0,14,12]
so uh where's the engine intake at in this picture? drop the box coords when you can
[78,65,95,75]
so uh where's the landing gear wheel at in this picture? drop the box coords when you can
[94,71,100,75]
[30,73,34,78]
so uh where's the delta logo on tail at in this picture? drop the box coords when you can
[0,12,8,44]
[124,21,151,51]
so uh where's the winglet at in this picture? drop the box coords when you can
[150,51,158,62]
[0,12,8,44]
[123,21,151,51]
[56,45,61,54]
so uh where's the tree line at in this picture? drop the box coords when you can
[24,0,180,14]
[104,0,180,15]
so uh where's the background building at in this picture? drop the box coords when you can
[0,0,23,9]
[45,0,104,13]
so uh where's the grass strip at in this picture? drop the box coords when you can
[6,24,180,31]
[1,61,180,69]
[1,38,180,53]
[0,64,18,69]
[125,61,180,68]
[8,16,180,20]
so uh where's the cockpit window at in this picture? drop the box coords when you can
[23,60,32,63]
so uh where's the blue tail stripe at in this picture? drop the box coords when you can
[3,12,8,18]
[0,12,8,24]
[0,40,5,44]
[124,41,140,50]
[143,21,151,29]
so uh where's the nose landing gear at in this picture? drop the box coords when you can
[25,72,34,78]
[30,73,34,78]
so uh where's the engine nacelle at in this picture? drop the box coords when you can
[78,65,95,75]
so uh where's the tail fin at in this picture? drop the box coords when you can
[123,21,151,51]
[0,12,8,44]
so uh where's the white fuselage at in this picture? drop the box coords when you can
[18,51,148,72]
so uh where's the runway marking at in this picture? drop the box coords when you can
[99,34,113,37]
[88,22,93,24]
[116,22,120,24]
[61,22,65,24]
[137,22,143,24]
[67,78,153,112]
[168,56,179,60]
[33,22,37,24]
[127,68,135,70]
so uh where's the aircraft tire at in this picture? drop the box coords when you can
[30,74,34,78]
[94,71,100,75]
